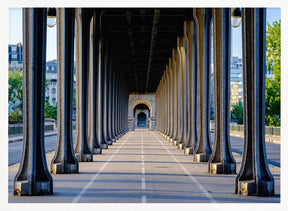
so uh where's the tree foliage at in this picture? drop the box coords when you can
[45,96,57,120]
[231,101,243,125]
[8,69,23,114]
[265,20,281,126]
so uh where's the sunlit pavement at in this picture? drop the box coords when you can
[8,130,280,203]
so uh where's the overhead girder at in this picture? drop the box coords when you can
[94,8,187,92]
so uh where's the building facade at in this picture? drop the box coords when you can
[46,60,58,106]
[230,56,243,108]
[8,43,23,70]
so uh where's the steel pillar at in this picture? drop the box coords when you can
[51,8,79,174]
[163,69,168,136]
[155,78,161,133]
[171,49,180,145]
[177,37,186,149]
[184,20,196,155]
[208,8,236,174]
[97,37,108,149]
[235,8,274,196]
[89,11,102,154]
[102,41,113,145]
[165,65,171,139]
[74,8,93,162]
[193,8,212,162]
[167,59,174,140]
[14,8,53,196]
[114,73,121,139]
[111,67,117,140]
[107,56,116,142]
[169,50,175,140]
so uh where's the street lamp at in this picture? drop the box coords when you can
[231,8,241,28]
[47,8,57,28]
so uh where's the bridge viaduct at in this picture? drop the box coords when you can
[12,8,274,198]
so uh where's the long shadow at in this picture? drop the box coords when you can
[94,160,194,165]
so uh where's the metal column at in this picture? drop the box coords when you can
[74,8,93,162]
[184,20,196,155]
[51,8,79,174]
[89,11,102,154]
[193,8,212,162]
[14,8,53,196]
[235,8,274,196]
[208,8,236,174]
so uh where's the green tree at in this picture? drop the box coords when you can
[45,96,57,120]
[8,69,23,115]
[265,20,281,126]
[231,101,243,125]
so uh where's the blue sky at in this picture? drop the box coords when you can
[9,8,281,61]
[232,8,281,58]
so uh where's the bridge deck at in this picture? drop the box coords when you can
[8,130,280,203]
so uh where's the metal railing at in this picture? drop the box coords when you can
[8,118,57,136]
[230,125,280,136]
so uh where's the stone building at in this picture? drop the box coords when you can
[128,93,156,131]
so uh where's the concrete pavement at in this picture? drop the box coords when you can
[8,130,280,203]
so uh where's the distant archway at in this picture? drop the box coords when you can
[133,103,151,130]
[137,112,147,127]
[128,94,156,131]
[132,99,152,118]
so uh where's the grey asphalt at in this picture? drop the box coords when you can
[8,130,280,203]
[8,133,76,166]
[9,131,280,168]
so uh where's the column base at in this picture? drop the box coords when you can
[237,180,274,196]
[93,148,102,154]
[107,141,113,145]
[209,163,236,174]
[184,147,193,155]
[76,153,93,162]
[14,180,53,196]
[173,140,178,146]
[101,144,108,149]
[194,153,210,162]
[177,143,185,149]
[111,138,116,143]
[51,162,79,174]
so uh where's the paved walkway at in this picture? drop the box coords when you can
[8,130,280,203]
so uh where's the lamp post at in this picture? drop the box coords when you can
[47,8,57,28]
[231,8,242,28]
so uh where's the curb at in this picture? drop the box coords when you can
[8,132,58,143]
[230,133,280,145]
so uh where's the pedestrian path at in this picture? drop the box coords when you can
[8,130,280,203]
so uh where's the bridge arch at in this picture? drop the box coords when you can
[128,94,156,131]
[132,99,152,118]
